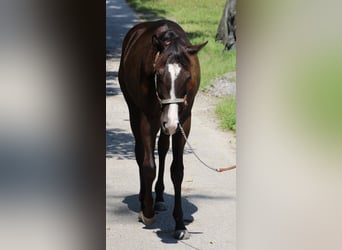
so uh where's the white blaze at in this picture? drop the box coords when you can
[166,63,181,135]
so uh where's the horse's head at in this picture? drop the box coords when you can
[152,30,207,135]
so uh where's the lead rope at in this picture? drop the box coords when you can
[178,123,236,172]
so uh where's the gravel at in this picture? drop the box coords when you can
[206,72,236,97]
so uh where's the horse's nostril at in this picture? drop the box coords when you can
[161,123,169,135]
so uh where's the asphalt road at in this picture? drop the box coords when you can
[106,1,236,249]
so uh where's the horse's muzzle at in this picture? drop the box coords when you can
[161,121,179,136]
[161,102,179,136]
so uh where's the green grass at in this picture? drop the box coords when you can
[216,97,236,131]
[126,0,236,131]
[126,0,236,89]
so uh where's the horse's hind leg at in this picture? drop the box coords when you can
[155,132,170,211]
[136,114,159,224]
[127,108,145,211]
[135,139,145,211]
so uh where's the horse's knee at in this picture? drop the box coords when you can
[142,162,156,181]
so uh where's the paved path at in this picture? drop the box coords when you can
[106,1,236,249]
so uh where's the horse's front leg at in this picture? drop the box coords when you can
[155,132,170,211]
[171,117,191,240]
[138,114,158,225]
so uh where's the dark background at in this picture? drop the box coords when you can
[0,0,105,249]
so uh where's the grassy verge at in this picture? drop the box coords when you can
[126,0,236,131]
[216,97,236,131]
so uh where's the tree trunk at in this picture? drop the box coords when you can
[215,0,236,50]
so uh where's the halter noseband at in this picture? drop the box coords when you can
[153,51,187,107]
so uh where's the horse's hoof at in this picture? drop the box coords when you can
[174,229,190,240]
[138,211,155,225]
[154,201,167,211]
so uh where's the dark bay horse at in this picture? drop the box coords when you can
[118,20,207,240]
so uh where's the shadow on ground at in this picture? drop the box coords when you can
[106,126,194,159]
[106,128,135,159]
[125,0,166,21]
[122,193,198,244]
[106,84,121,96]
[106,0,140,58]
[106,70,118,82]
[106,70,120,96]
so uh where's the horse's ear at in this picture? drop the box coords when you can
[186,41,208,55]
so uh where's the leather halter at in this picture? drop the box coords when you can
[153,52,187,106]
